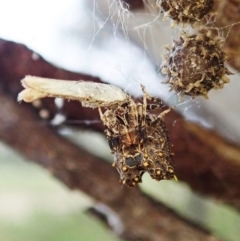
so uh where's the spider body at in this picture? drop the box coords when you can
[99,85,176,187]
[101,99,141,147]
[18,77,176,187]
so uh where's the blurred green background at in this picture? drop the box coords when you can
[1,130,240,241]
[0,141,122,241]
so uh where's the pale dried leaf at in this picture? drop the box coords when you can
[18,76,129,108]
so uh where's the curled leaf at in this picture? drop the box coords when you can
[18,76,128,108]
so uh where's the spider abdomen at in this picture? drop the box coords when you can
[112,117,175,187]
[99,85,176,187]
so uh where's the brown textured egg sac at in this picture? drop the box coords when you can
[161,33,231,97]
[157,0,214,24]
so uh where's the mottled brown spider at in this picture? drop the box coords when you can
[18,77,176,187]
[99,85,176,187]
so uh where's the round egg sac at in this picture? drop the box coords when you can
[157,0,214,24]
[161,33,231,98]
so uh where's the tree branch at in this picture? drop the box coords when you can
[1,39,240,210]
[0,88,222,241]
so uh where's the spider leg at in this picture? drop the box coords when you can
[99,107,120,133]
[141,84,168,124]
[137,104,148,143]
[137,103,143,125]
[140,84,152,101]
[98,107,105,123]
[140,85,148,128]
[151,108,172,124]
[138,85,152,142]
[140,84,164,111]
[158,108,171,118]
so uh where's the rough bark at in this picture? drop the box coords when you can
[166,112,240,209]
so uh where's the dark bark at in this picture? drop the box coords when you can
[121,0,144,10]
[166,112,240,209]
[210,0,240,70]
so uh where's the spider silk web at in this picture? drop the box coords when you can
[0,0,238,143]
[23,0,239,145]
[83,0,240,144]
